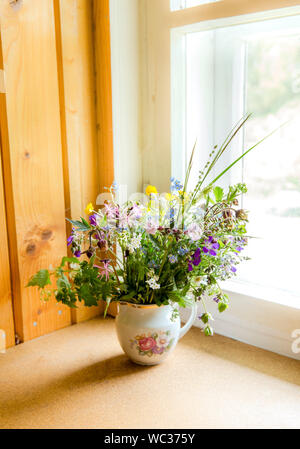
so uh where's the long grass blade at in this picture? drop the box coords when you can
[208,121,287,186]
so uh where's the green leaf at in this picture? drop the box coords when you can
[218,302,228,313]
[204,325,214,336]
[60,256,80,267]
[213,186,224,202]
[104,298,112,318]
[209,121,287,186]
[56,274,71,290]
[66,218,90,231]
[26,270,51,288]
[80,216,90,228]
[77,284,99,307]
[119,291,136,301]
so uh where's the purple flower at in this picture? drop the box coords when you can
[74,250,81,258]
[89,214,97,226]
[203,236,219,256]
[213,296,220,303]
[231,266,237,273]
[67,235,74,246]
[188,248,201,272]
[236,246,244,252]
[67,228,75,246]
[192,248,201,266]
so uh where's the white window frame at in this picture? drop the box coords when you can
[141,0,300,359]
[171,0,221,12]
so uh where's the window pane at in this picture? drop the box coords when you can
[181,14,300,299]
[170,0,221,12]
[239,34,300,297]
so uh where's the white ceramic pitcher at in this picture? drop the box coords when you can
[116,302,197,365]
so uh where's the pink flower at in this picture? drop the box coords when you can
[105,203,117,219]
[95,260,112,281]
[130,203,142,220]
[145,220,158,235]
[139,337,157,351]
[186,223,202,241]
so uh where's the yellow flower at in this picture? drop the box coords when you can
[85,202,94,215]
[145,185,158,196]
[178,191,188,197]
[165,193,172,201]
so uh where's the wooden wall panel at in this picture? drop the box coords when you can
[55,0,104,322]
[0,82,15,349]
[93,0,114,194]
[0,150,14,350]
[0,0,71,341]
[93,0,118,318]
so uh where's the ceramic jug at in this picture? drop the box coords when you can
[116,302,197,365]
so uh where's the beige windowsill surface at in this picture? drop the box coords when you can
[0,317,299,429]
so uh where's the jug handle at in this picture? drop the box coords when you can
[179,302,198,340]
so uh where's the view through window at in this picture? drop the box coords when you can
[183,14,300,300]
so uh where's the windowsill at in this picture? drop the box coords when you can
[220,279,300,310]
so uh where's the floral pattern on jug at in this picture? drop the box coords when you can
[130,330,174,357]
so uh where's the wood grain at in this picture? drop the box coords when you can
[0,145,15,349]
[93,0,116,318]
[0,0,71,341]
[93,0,115,194]
[55,0,104,322]
[0,35,15,347]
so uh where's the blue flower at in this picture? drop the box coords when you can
[166,208,175,219]
[111,180,118,191]
[149,260,159,269]
[170,177,183,192]
[168,255,178,264]
[178,247,188,256]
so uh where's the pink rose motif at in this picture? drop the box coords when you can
[139,337,157,352]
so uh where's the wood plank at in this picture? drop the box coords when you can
[93,0,114,194]
[93,0,117,318]
[0,0,71,341]
[0,40,15,348]
[0,147,15,349]
[55,0,104,322]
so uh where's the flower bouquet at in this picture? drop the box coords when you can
[27,115,267,363]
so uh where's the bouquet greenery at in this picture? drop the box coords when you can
[27,115,267,335]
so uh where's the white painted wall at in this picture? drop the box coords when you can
[110,0,143,198]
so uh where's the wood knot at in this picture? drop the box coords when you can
[26,243,36,255]
[9,0,23,11]
[41,230,53,241]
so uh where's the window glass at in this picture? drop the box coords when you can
[182,15,300,298]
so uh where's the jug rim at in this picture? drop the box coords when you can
[118,301,166,309]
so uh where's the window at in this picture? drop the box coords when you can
[171,0,221,11]
[172,11,300,302]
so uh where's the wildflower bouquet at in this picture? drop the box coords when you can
[27,115,264,334]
